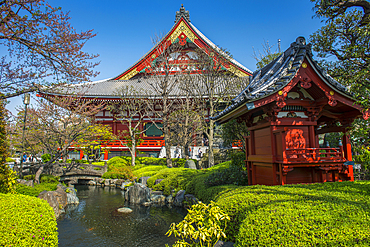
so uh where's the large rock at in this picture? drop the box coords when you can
[214,241,234,247]
[52,185,68,208]
[115,179,124,186]
[174,190,185,207]
[87,180,96,186]
[151,195,166,204]
[117,207,133,213]
[185,194,199,205]
[110,179,118,187]
[17,179,34,187]
[138,176,151,186]
[104,179,110,187]
[184,160,197,169]
[38,191,61,218]
[66,186,79,204]
[155,179,164,185]
[121,181,132,190]
[166,195,174,204]
[126,183,150,204]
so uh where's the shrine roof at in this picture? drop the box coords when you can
[112,5,251,81]
[213,36,352,121]
[48,74,247,98]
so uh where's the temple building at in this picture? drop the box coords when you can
[213,37,366,185]
[41,5,252,160]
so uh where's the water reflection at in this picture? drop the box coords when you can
[58,185,186,247]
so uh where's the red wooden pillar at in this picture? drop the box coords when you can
[104,150,109,160]
[79,150,84,160]
[342,134,354,181]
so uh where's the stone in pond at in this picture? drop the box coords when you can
[117,207,133,213]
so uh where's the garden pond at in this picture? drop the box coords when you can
[57,185,187,247]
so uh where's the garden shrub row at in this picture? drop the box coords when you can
[198,181,370,246]
[135,159,370,246]
[0,193,58,246]
[102,156,193,179]
[16,175,60,197]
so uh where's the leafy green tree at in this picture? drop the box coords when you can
[309,0,370,175]
[310,0,370,108]
[221,119,249,153]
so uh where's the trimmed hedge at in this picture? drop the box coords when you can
[213,181,370,246]
[146,168,204,195]
[0,193,58,246]
[16,182,59,197]
[139,160,370,246]
[132,165,167,178]
[16,175,60,197]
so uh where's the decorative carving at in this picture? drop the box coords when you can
[305,106,322,121]
[285,129,306,159]
[325,91,337,106]
[287,111,297,118]
[177,53,190,70]
[178,32,187,46]
[168,21,196,43]
[300,77,312,89]
[276,91,287,108]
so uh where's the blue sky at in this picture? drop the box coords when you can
[6,0,323,114]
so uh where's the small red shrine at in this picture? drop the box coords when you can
[41,5,251,160]
[214,37,367,185]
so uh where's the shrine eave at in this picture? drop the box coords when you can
[213,37,358,124]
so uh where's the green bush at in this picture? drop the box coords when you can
[66,159,89,164]
[107,156,129,168]
[132,165,167,178]
[41,153,51,163]
[146,168,203,195]
[0,193,58,246]
[0,163,16,194]
[6,157,15,162]
[204,165,247,187]
[91,161,105,166]
[214,181,370,246]
[22,174,59,184]
[40,174,59,184]
[16,182,59,197]
[102,166,134,180]
[229,150,246,168]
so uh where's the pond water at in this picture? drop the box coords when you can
[57,185,187,247]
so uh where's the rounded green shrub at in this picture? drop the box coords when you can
[102,166,134,180]
[214,181,370,246]
[6,157,15,163]
[107,156,128,168]
[205,165,247,187]
[41,153,51,163]
[146,168,201,195]
[132,165,167,178]
[0,193,58,246]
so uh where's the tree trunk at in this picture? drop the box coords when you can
[208,119,215,167]
[131,139,136,166]
[164,128,172,167]
[35,163,48,184]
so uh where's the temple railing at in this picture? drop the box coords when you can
[283,147,345,163]
[101,140,165,148]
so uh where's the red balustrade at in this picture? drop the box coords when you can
[284,147,344,163]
